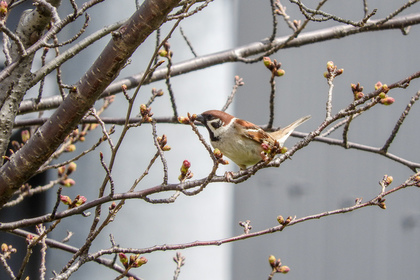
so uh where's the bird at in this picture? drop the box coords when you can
[196,110,310,169]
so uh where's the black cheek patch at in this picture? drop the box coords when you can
[211,120,222,129]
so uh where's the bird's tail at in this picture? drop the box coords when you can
[270,115,311,146]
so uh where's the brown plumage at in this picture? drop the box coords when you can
[196,110,310,169]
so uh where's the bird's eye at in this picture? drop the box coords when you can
[210,120,222,129]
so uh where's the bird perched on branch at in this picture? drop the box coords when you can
[196,110,310,170]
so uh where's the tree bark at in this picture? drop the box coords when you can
[0,0,181,207]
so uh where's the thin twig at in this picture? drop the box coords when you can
[2,35,12,65]
[342,115,353,148]
[99,152,115,197]
[0,254,16,279]
[179,26,197,57]
[173,252,186,280]
[44,13,90,48]
[269,0,278,42]
[381,90,420,153]
[291,0,377,27]
[151,121,169,185]
[325,77,334,120]
[0,22,27,56]
[90,108,115,151]
[374,0,420,26]
[221,76,244,112]
[275,0,297,31]
[51,187,63,219]
[268,73,276,129]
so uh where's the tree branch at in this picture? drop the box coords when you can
[17,12,420,115]
[0,0,182,207]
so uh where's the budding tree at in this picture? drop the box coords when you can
[0,0,420,279]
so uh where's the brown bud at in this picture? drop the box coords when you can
[109,202,117,211]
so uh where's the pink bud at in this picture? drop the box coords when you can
[133,256,148,268]
[374,81,383,90]
[379,96,395,105]
[74,195,87,207]
[60,195,72,205]
[278,265,290,274]
[119,253,129,268]
[182,160,191,169]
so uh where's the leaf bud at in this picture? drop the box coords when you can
[268,255,276,267]
[378,92,386,99]
[277,265,290,274]
[213,148,223,159]
[65,144,76,152]
[119,253,129,268]
[133,256,148,268]
[178,116,190,124]
[60,195,72,205]
[60,178,76,187]
[379,96,395,105]
[354,92,364,100]
[74,195,87,207]
[57,166,66,177]
[385,175,393,185]
[162,145,171,151]
[275,69,285,77]
[109,202,117,211]
[158,49,168,57]
[0,1,8,18]
[66,162,77,175]
[263,57,272,67]
[1,243,8,252]
[21,130,30,143]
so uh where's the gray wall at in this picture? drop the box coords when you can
[233,1,420,280]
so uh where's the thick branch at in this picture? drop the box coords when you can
[0,1,62,159]
[0,0,181,207]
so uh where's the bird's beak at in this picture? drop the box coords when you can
[195,114,204,123]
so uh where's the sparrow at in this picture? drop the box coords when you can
[196,110,310,170]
